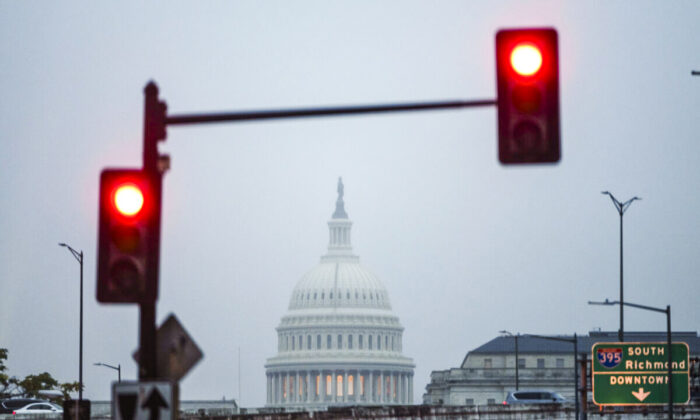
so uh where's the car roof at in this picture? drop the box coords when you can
[1,398,45,408]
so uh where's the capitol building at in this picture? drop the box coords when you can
[265,179,415,409]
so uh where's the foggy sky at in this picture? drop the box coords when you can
[1,1,699,407]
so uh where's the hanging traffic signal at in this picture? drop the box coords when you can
[496,28,560,164]
[97,169,160,303]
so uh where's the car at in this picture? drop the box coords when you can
[0,399,44,414]
[10,401,63,415]
[503,390,566,404]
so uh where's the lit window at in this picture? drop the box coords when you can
[326,375,332,395]
[316,375,320,395]
[360,375,365,395]
[348,375,354,395]
[337,375,343,396]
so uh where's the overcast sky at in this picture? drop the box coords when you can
[2,0,699,407]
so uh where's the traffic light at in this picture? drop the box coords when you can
[97,169,160,303]
[496,28,560,164]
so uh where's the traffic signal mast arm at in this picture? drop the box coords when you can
[162,98,497,126]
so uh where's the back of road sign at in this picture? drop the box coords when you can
[591,342,690,406]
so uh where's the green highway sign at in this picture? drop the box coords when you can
[592,342,690,406]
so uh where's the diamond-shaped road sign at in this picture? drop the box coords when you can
[112,381,176,420]
[134,313,203,382]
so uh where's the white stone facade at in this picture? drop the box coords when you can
[265,179,414,409]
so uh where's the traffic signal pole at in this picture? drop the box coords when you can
[136,82,497,379]
[139,83,166,380]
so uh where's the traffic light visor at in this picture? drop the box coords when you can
[113,183,144,216]
[510,43,542,76]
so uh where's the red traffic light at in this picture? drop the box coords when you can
[496,28,560,164]
[112,183,145,217]
[97,169,160,303]
[510,43,543,76]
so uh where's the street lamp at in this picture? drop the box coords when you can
[94,362,121,383]
[601,191,641,342]
[58,242,84,404]
[523,333,580,420]
[588,299,673,419]
[499,330,519,390]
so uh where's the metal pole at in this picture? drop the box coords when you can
[619,213,624,342]
[667,305,673,420]
[514,335,519,390]
[118,364,121,383]
[165,99,497,126]
[574,333,579,420]
[79,251,83,404]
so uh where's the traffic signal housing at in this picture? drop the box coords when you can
[97,169,160,303]
[496,28,560,164]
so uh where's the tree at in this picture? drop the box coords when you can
[0,348,82,401]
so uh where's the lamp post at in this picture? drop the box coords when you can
[58,243,83,404]
[94,362,121,383]
[499,330,519,390]
[588,299,673,419]
[601,191,641,342]
[524,333,580,420]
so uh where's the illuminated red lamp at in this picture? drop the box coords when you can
[112,183,144,217]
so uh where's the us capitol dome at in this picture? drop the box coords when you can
[265,178,415,409]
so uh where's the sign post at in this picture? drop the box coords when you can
[592,342,690,406]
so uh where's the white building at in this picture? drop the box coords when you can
[423,331,700,406]
[265,179,415,409]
